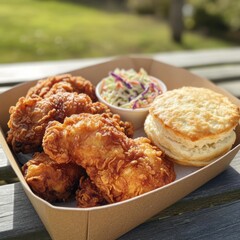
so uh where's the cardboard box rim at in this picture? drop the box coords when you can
[0,56,239,240]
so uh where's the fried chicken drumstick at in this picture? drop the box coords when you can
[43,113,175,203]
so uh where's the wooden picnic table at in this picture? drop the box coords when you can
[0,48,240,239]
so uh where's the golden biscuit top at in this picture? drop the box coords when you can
[149,87,240,141]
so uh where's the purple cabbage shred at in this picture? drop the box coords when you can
[110,72,132,89]
[140,83,145,90]
[132,100,139,109]
[141,86,149,97]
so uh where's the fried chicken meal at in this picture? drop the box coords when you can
[43,113,175,204]
[144,87,240,167]
[22,152,83,202]
[7,72,240,209]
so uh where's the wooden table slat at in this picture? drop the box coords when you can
[0,58,108,84]
[216,81,240,98]
[153,47,240,68]
[190,64,240,82]
[0,183,49,239]
[120,200,240,240]
[0,147,17,183]
[0,48,240,85]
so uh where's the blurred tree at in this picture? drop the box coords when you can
[127,0,155,14]
[127,0,184,43]
[187,0,240,42]
[169,0,184,43]
[153,0,170,19]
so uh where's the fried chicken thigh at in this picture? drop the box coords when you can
[43,113,175,203]
[7,92,110,153]
[22,152,83,202]
[26,74,97,101]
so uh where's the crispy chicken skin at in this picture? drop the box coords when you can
[76,176,107,208]
[43,113,175,203]
[7,92,110,153]
[22,152,83,202]
[98,112,134,138]
[26,74,97,101]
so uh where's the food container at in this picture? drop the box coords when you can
[0,56,239,240]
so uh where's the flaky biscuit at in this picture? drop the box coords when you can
[144,87,240,166]
[145,114,236,166]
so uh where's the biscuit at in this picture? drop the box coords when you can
[144,87,240,166]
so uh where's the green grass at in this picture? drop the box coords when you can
[0,0,234,63]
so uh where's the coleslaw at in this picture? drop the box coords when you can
[99,68,164,109]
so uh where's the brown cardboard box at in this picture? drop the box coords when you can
[0,57,239,240]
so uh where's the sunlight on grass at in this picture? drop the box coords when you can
[0,0,232,63]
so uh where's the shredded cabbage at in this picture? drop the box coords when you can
[100,68,163,109]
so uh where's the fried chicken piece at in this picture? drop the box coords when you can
[76,176,107,208]
[7,92,110,153]
[26,74,97,101]
[43,113,175,203]
[100,112,134,138]
[22,152,84,202]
